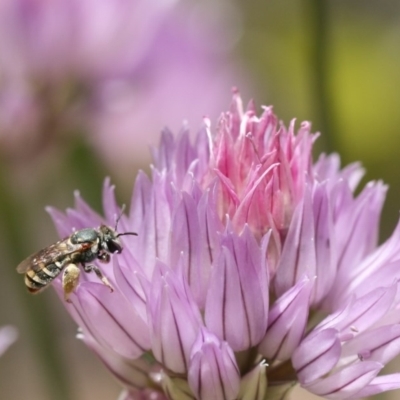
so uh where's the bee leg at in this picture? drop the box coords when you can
[62,264,81,302]
[83,264,114,292]
[97,251,110,264]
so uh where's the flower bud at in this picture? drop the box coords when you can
[188,328,240,400]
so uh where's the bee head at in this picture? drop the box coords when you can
[99,225,122,254]
[99,223,137,254]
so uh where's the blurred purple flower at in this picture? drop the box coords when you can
[46,92,400,399]
[0,0,247,171]
[0,326,18,358]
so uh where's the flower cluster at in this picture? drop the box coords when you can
[48,93,400,399]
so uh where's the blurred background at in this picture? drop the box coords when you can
[0,0,399,399]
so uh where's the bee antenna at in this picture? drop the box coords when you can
[114,205,138,237]
[114,204,126,231]
[117,232,138,238]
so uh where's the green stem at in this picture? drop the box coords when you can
[306,0,337,152]
[0,164,71,400]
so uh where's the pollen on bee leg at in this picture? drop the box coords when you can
[62,263,81,302]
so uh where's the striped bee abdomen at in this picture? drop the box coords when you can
[24,262,63,293]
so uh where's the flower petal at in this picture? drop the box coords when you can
[274,187,316,297]
[148,262,202,373]
[113,257,149,323]
[303,361,382,399]
[73,282,150,359]
[134,170,172,277]
[316,284,397,335]
[346,374,400,399]
[80,332,153,391]
[188,328,240,400]
[170,192,204,306]
[292,328,341,384]
[259,277,313,361]
[311,182,337,305]
[341,324,400,365]
[205,227,269,351]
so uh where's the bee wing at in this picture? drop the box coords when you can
[16,253,41,273]
[16,239,76,274]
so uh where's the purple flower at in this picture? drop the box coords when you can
[0,326,18,358]
[47,92,400,399]
[188,328,240,400]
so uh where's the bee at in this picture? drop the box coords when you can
[16,211,137,302]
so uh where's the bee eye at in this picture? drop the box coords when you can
[107,240,122,254]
